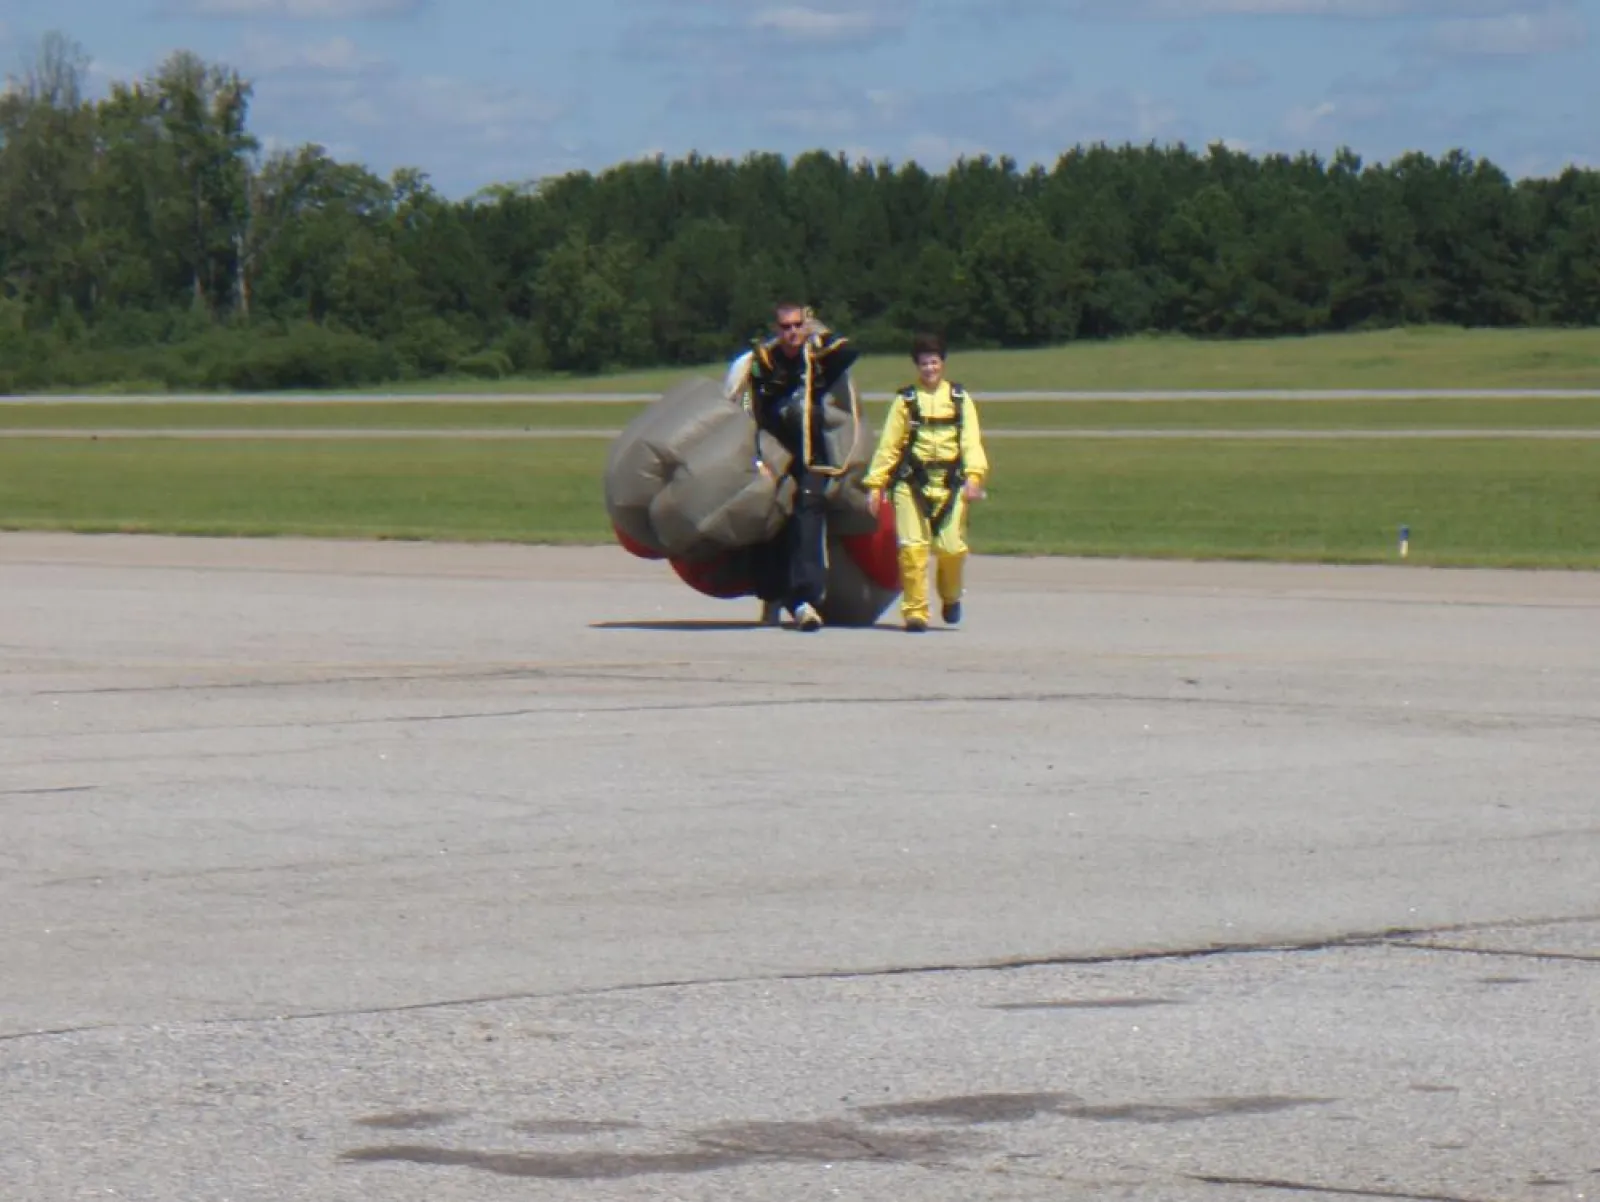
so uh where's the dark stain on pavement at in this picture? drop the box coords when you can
[344,1092,1329,1180]
[356,1109,463,1131]
[1478,976,1532,986]
[990,997,1183,1012]
[856,1092,1076,1125]
[695,1119,964,1162]
[859,1091,1330,1127]
[341,1144,736,1179]
[512,1119,642,1137]
[1062,1096,1330,1123]
[341,1118,969,1180]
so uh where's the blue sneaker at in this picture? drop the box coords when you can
[942,600,962,625]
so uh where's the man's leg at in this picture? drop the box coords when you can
[934,491,970,625]
[892,484,932,631]
[785,469,829,629]
[749,530,788,625]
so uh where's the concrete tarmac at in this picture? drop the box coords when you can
[2,534,1597,1201]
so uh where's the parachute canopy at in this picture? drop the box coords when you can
[603,373,899,626]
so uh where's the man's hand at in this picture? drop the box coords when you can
[962,479,986,502]
[867,488,885,516]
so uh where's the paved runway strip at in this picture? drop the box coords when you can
[7,388,1600,403]
[8,427,1600,439]
[3,535,1597,1201]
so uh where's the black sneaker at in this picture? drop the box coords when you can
[942,600,962,625]
[905,617,927,633]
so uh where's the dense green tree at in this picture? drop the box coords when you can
[1,30,1596,392]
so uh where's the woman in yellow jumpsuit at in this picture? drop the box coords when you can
[863,333,989,632]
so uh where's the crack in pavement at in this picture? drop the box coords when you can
[7,686,1600,749]
[27,663,740,698]
[4,912,1596,1046]
[1395,942,1600,966]
[1191,1173,1503,1202]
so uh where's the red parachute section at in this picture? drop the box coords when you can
[612,522,666,560]
[668,551,757,599]
[838,502,901,591]
[616,502,902,613]
[656,501,900,605]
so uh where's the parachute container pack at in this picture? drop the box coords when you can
[603,374,901,626]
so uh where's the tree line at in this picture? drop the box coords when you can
[2,33,1598,393]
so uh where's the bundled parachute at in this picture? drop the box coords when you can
[603,372,900,626]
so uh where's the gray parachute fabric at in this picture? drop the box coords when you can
[603,371,901,625]
[603,376,793,561]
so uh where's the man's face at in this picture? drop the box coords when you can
[775,308,808,355]
[916,353,945,388]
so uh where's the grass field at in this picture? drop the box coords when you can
[6,396,1600,431]
[23,324,1600,398]
[4,436,1597,569]
[256,325,1600,396]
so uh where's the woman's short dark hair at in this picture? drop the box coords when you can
[911,332,946,361]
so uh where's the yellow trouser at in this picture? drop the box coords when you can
[891,482,969,622]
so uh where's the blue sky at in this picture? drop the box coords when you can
[2,0,1595,199]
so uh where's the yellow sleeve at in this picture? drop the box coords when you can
[960,394,988,484]
[862,395,910,490]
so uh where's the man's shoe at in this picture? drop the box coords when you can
[759,600,783,626]
[905,617,928,633]
[793,603,823,631]
[942,600,962,625]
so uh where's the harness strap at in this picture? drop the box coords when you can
[890,384,967,534]
[792,337,860,477]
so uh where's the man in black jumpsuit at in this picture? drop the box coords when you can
[744,302,859,631]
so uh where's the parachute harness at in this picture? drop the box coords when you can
[890,384,967,535]
[798,332,864,478]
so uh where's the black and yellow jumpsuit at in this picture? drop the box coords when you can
[744,330,859,615]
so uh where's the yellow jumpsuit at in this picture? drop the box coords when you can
[863,380,989,624]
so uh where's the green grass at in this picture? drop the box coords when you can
[6,395,1600,430]
[0,401,643,430]
[317,325,1600,395]
[4,436,1597,569]
[0,440,606,543]
[29,325,1600,398]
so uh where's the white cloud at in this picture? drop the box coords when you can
[904,132,997,164]
[618,0,911,58]
[749,6,901,41]
[229,32,571,195]
[1283,100,1337,138]
[237,33,383,75]
[1206,58,1270,88]
[1066,0,1561,17]
[1421,7,1588,57]
[170,0,422,16]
